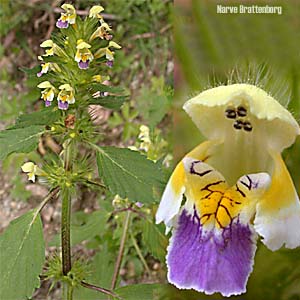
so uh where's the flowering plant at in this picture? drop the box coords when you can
[0,4,164,300]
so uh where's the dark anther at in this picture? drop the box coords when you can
[243,121,253,132]
[225,108,236,119]
[233,120,243,130]
[237,106,247,117]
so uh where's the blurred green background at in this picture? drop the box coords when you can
[171,0,300,299]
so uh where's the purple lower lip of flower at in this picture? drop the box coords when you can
[45,100,52,107]
[37,71,43,77]
[56,19,69,28]
[78,60,90,69]
[167,209,256,296]
[58,100,69,110]
[106,60,114,68]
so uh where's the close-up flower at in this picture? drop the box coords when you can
[56,3,76,28]
[21,162,42,182]
[94,41,122,67]
[57,84,75,110]
[90,22,112,41]
[37,81,56,107]
[89,5,104,19]
[156,84,300,297]
[40,39,64,57]
[37,62,50,77]
[75,40,94,69]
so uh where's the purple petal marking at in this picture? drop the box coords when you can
[37,71,43,77]
[45,100,52,107]
[167,210,257,297]
[56,19,69,28]
[78,60,90,69]
[58,100,69,110]
[106,60,114,68]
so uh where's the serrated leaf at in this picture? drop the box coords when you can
[49,210,109,247]
[0,210,45,300]
[74,244,115,300]
[142,219,168,262]
[0,125,44,160]
[96,146,163,203]
[115,284,163,300]
[12,108,61,128]
[88,95,127,110]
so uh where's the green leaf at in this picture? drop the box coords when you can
[115,284,163,300]
[20,65,40,76]
[142,219,168,262]
[0,125,44,160]
[88,83,125,94]
[74,244,115,300]
[13,108,61,128]
[88,95,127,110]
[0,210,45,300]
[96,146,163,203]
[49,210,110,247]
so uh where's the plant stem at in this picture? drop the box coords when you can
[61,187,71,275]
[81,281,121,299]
[61,140,73,300]
[36,187,59,214]
[110,210,131,290]
[62,282,73,300]
[130,233,152,276]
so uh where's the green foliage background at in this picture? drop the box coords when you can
[173,1,300,299]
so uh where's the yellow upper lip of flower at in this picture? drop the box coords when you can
[59,84,73,92]
[61,3,76,14]
[76,41,92,49]
[37,81,54,89]
[183,83,300,150]
[89,5,104,18]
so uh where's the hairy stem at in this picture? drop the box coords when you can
[61,188,71,275]
[61,140,73,300]
[110,210,131,290]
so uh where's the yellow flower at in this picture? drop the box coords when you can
[94,41,122,67]
[21,162,42,182]
[89,5,104,19]
[37,81,56,107]
[56,3,76,28]
[90,22,112,41]
[57,84,75,110]
[75,40,94,69]
[156,84,300,297]
[40,40,64,56]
